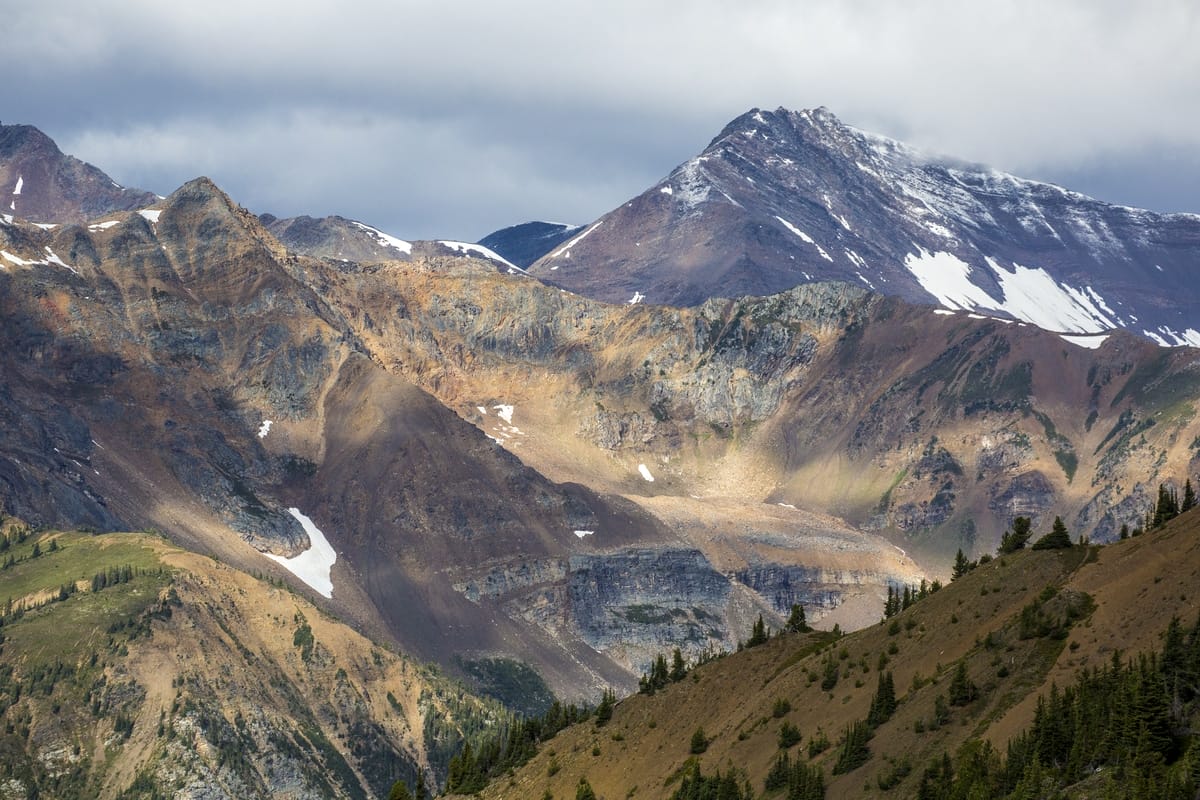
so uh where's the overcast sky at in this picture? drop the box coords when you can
[6,1,1199,240]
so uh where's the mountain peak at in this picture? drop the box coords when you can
[531,107,1200,345]
[0,122,157,224]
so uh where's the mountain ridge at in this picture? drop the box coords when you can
[528,106,1200,346]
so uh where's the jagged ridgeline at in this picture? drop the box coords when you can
[0,519,514,799]
[468,509,1200,799]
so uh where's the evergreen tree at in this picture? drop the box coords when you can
[1154,484,1178,527]
[594,689,615,727]
[387,780,414,800]
[1183,479,1197,513]
[690,726,709,754]
[670,648,687,682]
[575,776,596,800]
[948,660,978,706]
[952,548,971,580]
[1031,517,1072,550]
[867,671,897,727]
[747,614,769,647]
[999,516,1033,553]
[787,603,810,633]
[831,720,872,774]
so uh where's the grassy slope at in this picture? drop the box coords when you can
[0,527,507,800]
[479,510,1200,800]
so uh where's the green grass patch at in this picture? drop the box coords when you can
[1,531,166,608]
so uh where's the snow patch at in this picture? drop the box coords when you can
[844,250,867,270]
[43,248,77,274]
[257,420,272,439]
[138,209,162,224]
[438,241,520,270]
[13,176,23,195]
[549,223,602,258]
[924,221,954,239]
[904,249,1119,334]
[264,509,336,598]
[349,221,412,255]
[628,291,645,305]
[573,530,594,539]
[32,222,56,230]
[659,185,673,195]
[493,405,514,424]
[637,463,655,482]
[933,309,955,316]
[1059,334,1110,349]
[476,406,487,415]
[88,220,121,231]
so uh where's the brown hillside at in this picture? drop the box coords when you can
[481,511,1200,799]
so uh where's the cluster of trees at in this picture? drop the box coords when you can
[764,751,825,799]
[639,648,689,694]
[915,614,1200,799]
[441,699,593,795]
[667,761,755,800]
[883,579,941,618]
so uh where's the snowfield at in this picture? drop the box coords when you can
[264,509,337,599]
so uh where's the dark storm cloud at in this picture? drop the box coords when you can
[6,1,1199,239]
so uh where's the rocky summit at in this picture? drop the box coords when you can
[529,107,1200,346]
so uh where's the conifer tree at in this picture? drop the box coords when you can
[747,614,769,647]
[952,548,970,579]
[1183,479,1197,513]
[787,603,810,633]
[669,647,687,682]
[1031,517,1072,550]
[999,516,1033,553]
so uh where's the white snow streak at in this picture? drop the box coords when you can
[257,420,272,439]
[628,291,645,305]
[88,220,121,231]
[138,209,162,223]
[637,463,655,482]
[775,216,833,262]
[264,509,336,598]
[574,530,594,539]
[659,186,673,195]
[349,221,412,255]
[438,241,520,270]
[549,222,602,258]
[493,405,514,424]
[13,177,23,195]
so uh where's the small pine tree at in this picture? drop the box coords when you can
[747,614,769,647]
[690,726,709,754]
[575,777,596,800]
[999,516,1033,553]
[669,648,687,682]
[1031,517,1072,550]
[1183,479,1197,513]
[948,661,977,706]
[787,603,810,633]
[952,548,970,580]
[594,689,615,726]
[387,780,414,800]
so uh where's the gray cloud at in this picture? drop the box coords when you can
[7,0,1199,239]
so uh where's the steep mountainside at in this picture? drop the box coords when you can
[478,511,1200,799]
[529,107,1200,346]
[0,523,509,799]
[0,124,157,224]
[0,176,927,699]
[301,253,1200,559]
